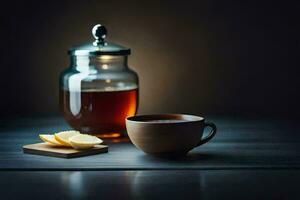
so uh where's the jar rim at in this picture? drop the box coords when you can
[68,43,131,56]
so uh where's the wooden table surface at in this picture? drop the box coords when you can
[0,116,299,199]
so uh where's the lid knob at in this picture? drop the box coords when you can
[92,24,107,46]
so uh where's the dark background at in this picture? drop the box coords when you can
[1,0,299,118]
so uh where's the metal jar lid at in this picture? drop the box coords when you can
[68,24,131,56]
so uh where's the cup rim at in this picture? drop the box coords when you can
[126,114,204,124]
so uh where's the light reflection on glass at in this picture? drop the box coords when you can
[100,55,114,60]
[102,64,108,69]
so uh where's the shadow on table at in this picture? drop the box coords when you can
[137,152,226,162]
[135,150,251,168]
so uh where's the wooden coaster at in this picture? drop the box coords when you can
[23,143,108,158]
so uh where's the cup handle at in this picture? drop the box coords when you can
[197,121,217,146]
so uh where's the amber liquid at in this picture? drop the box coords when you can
[60,88,138,138]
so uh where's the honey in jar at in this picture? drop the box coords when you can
[59,24,139,138]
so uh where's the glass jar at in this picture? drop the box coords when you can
[59,24,138,139]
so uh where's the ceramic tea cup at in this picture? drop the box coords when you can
[126,114,217,156]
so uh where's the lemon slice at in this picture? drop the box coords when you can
[54,131,80,146]
[69,134,103,149]
[39,134,65,146]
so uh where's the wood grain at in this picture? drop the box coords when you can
[1,170,300,200]
[0,116,299,170]
[23,143,108,158]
